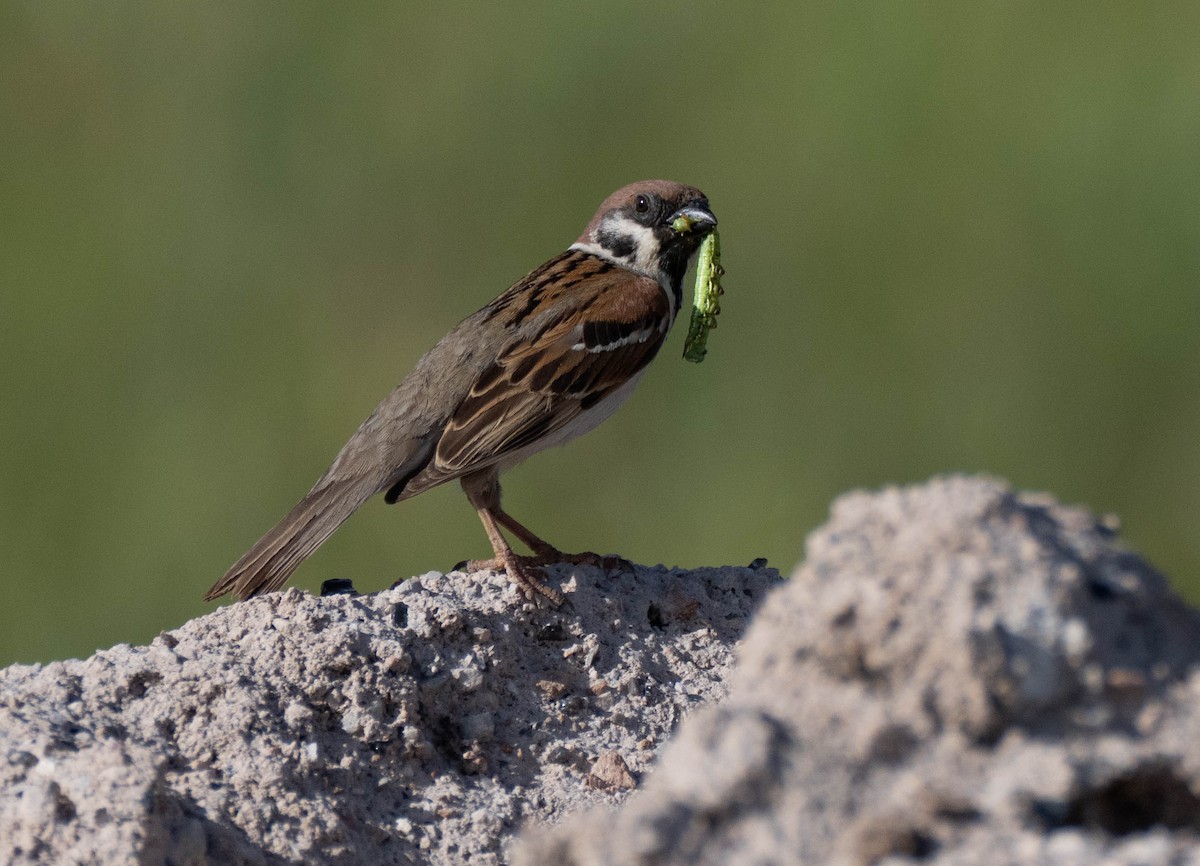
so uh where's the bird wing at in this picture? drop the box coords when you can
[395,254,670,496]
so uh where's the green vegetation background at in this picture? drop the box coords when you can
[2,4,1198,665]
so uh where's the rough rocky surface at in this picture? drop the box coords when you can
[0,562,780,865]
[8,476,1200,866]
[518,477,1200,865]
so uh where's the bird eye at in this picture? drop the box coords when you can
[634,195,651,214]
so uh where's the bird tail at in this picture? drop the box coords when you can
[204,476,378,601]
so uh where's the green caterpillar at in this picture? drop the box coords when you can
[682,229,723,363]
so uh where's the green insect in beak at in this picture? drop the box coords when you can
[682,229,723,363]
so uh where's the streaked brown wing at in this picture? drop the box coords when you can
[431,257,670,481]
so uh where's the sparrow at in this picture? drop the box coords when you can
[205,180,717,606]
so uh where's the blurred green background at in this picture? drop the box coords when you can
[3,4,1199,666]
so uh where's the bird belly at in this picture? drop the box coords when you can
[495,370,647,473]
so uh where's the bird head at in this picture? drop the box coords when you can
[572,180,717,290]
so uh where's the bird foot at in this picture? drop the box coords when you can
[456,554,566,607]
[456,549,630,574]
[544,549,633,571]
[453,549,632,607]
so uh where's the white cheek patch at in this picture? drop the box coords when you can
[601,215,660,273]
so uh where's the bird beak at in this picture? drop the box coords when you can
[669,205,718,235]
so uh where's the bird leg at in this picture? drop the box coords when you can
[459,471,565,606]
[492,508,629,571]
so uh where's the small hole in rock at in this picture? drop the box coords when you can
[867,724,919,766]
[647,603,666,628]
[831,606,856,628]
[54,792,76,822]
[1062,765,1200,835]
[537,623,568,642]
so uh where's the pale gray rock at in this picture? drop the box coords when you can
[517,477,1200,866]
[0,562,779,865]
[10,475,1200,866]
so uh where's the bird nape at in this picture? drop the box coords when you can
[205,180,717,607]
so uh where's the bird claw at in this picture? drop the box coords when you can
[552,550,632,571]
[456,550,630,573]
[510,566,566,608]
[453,548,631,607]
[457,554,565,607]
[518,546,631,572]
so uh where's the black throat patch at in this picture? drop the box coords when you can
[658,242,694,312]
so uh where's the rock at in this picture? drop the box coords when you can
[11,476,1200,865]
[516,477,1200,866]
[584,752,637,792]
[0,562,779,865]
